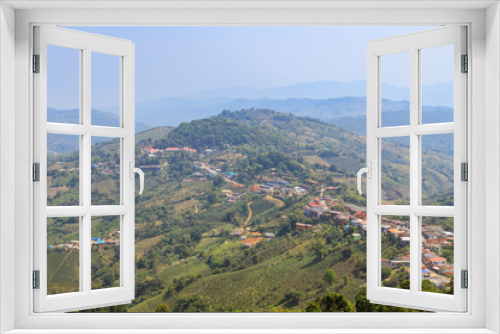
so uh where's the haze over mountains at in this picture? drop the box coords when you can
[48,80,454,154]
[94,80,453,127]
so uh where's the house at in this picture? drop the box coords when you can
[399,236,410,245]
[241,237,262,247]
[351,218,363,227]
[427,257,448,266]
[381,225,391,232]
[232,230,244,237]
[230,182,245,189]
[295,223,314,231]
[423,230,447,240]
[390,259,410,269]
[388,228,405,237]
[330,212,349,225]
[264,232,275,238]
[293,186,307,194]
[381,259,392,268]
[426,243,441,253]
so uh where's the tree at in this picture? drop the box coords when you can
[381,266,392,280]
[323,269,337,286]
[304,302,321,312]
[400,279,410,290]
[207,192,217,204]
[321,292,354,312]
[311,242,327,260]
[305,293,354,312]
[343,274,350,286]
[156,303,171,312]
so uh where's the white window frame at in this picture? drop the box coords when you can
[1,2,498,333]
[365,26,468,312]
[33,26,136,313]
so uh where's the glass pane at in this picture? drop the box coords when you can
[47,45,80,124]
[422,134,454,206]
[47,217,80,295]
[381,137,410,205]
[421,217,454,294]
[91,137,121,205]
[47,134,80,206]
[91,216,121,289]
[381,52,410,127]
[421,45,454,124]
[381,215,410,289]
[91,52,120,127]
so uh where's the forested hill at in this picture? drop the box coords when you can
[137,108,452,200]
[146,108,366,162]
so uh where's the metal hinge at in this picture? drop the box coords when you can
[33,163,40,182]
[461,270,468,289]
[33,54,40,73]
[33,270,40,289]
[461,162,468,181]
[461,54,468,73]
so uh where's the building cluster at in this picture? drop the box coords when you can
[91,237,119,246]
[303,196,340,218]
[55,167,79,173]
[47,236,120,252]
[92,162,120,176]
[47,240,80,251]
[231,230,275,247]
[381,218,454,290]
[250,177,307,198]
[144,145,197,157]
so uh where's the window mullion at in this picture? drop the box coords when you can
[409,47,420,294]
[81,48,92,293]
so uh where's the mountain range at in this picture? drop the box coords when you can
[47,80,454,155]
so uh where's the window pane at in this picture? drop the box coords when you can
[91,216,121,290]
[47,134,80,206]
[381,52,410,127]
[421,134,454,206]
[381,137,410,205]
[421,45,454,124]
[47,45,80,124]
[91,137,121,205]
[381,215,410,290]
[47,217,80,295]
[92,52,120,127]
[421,217,454,294]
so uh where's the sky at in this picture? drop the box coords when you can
[48,26,452,110]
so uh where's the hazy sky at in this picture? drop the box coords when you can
[49,26,451,109]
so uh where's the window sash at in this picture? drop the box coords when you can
[366,26,468,312]
[32,25,136,313]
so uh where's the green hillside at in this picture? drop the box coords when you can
[46,108,453,312]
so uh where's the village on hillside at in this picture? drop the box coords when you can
[139,143,454,292]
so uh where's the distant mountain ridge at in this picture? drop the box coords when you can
[93,80,452,127]
[128,96,452,128]
[179,80,452,106]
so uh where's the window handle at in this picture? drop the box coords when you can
[129,162,145,195]
[357,162,371,195]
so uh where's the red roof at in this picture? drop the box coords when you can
[308,199,325,207]
[428,257,447,262]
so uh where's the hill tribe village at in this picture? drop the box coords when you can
[47,143,454,293]
[141,144,455,291]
